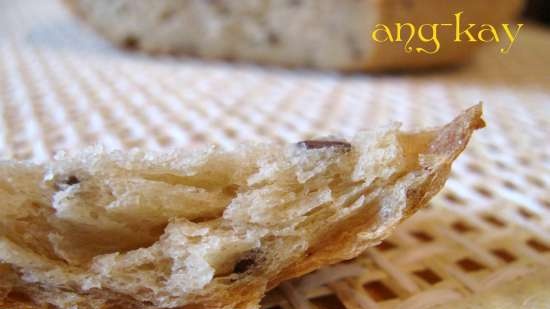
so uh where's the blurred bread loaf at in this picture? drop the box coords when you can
[0,106,484,308]
[64,0,523,70]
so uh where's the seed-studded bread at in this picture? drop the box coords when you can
[63,0,523,71]
[0,105,484,309]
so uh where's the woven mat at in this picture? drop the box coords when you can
[1,1,550,308]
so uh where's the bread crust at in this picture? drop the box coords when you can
[267,104,485,289]
[1,105,484,309]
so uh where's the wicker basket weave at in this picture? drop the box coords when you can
[1,1,549,308]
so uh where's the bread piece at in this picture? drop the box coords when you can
[64,0,523,71]
[0,105,484,309]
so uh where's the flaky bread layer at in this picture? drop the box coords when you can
[0,105,484,309]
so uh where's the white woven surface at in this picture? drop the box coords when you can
[1,1,549,308]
